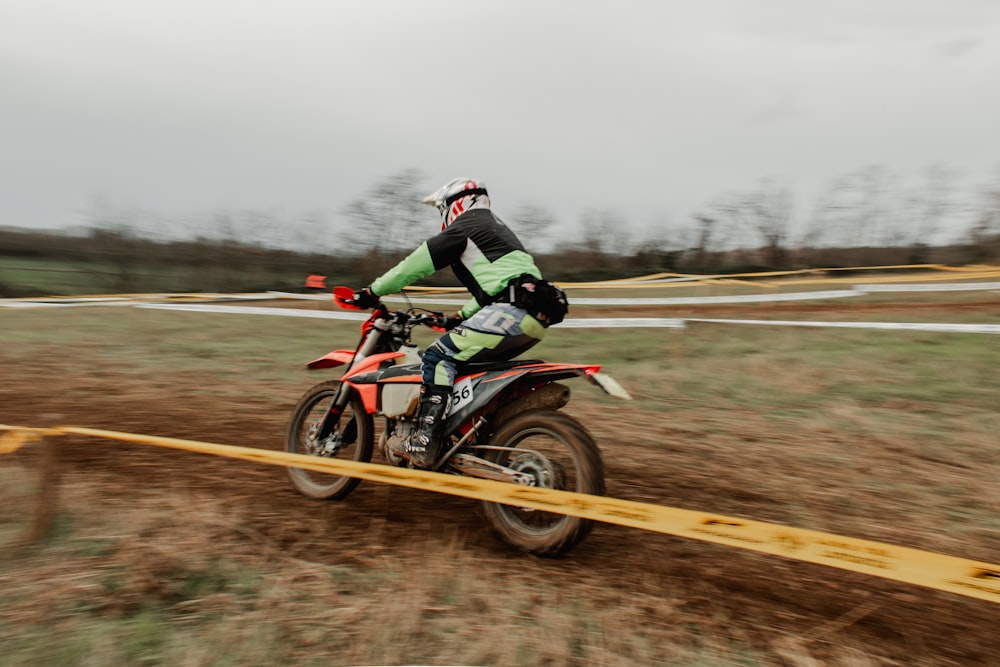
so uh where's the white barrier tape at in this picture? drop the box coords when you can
[136,304,689,328]
[138,303,1000,334]
[0,301,61,308]
[7,301,998,334]
[2,423,997,605]
[136,303,368,320]
[7,280,1000,310]
[689,319,1000,334]
[855,282,1000,292]
[559,318,687,329]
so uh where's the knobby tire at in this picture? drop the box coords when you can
[285,380,374,500]
[481,409,605,556]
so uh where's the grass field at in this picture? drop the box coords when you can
[1,286,999,665]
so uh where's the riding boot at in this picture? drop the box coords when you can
[405,384,452,469]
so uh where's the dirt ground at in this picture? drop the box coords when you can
[2,296,999,665]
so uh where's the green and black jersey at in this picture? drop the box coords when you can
[370,209,542,319]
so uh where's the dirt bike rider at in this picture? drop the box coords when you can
[345,177,564,469]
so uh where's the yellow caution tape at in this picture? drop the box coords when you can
[2,424,997,604]
[781,270,1000,287]
[0,425,64,453]
[559,265,1000,290]
[0,430,33,454]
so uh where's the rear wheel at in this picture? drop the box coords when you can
[481,409,605,556]
[286,380,373,499]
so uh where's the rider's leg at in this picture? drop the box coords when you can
[408,304,546,468]
[404,383,452,468]
[422,303,547,383]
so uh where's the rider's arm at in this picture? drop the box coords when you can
[369,243,436,296]
[370,229,466,297]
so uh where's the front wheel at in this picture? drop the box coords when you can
[286,380,374,499]
[481,409,605,556]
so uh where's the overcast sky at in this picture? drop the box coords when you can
[3,0,999,247]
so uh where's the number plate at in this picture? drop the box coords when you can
[451,376,474,412]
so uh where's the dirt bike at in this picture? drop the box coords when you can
[285,286,631,555]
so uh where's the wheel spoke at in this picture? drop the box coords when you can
[482,410,604,556]
[285,381,373,500]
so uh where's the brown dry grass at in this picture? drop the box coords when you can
[1,291,999,666]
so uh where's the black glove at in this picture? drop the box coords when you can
[440,312,464,330]
[429,312,462,331]
[347,286,378,309]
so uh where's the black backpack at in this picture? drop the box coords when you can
[511,274,569,327]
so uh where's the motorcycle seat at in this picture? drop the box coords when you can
[460,359,545,373]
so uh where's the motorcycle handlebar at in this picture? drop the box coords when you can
[369,307,443,331]
[332,287,444,331]
[400,311,443,329]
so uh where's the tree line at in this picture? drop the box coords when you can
[2,166,999,297]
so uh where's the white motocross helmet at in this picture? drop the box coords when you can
[422,177,490,229]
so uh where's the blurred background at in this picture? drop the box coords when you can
[3,0,1000,294]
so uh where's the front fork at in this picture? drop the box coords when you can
[315,326,385,444]
[313,384,362,457]
[317,383,352,441]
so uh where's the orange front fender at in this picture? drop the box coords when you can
[306,349,355,370]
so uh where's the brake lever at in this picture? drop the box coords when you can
[419,312,447,332]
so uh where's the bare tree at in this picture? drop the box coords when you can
[905,163,956,248]
[714,179,794,268]
[631,214,682,273]
[808,166,896,248]
[576,208,631,256]
[687,212,718,273]
[82,195,148,292]
[342,169,427,256]
[963,176,1000,262]
[852,166,894,247]
[800,187,836,252]
[507,203,556,252]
